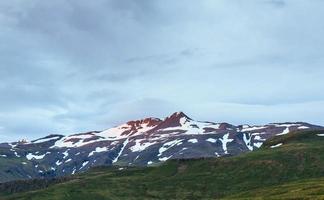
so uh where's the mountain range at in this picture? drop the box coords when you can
[0,112,322,183]
[2,129,324,199]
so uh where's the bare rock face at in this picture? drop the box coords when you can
[0,112,322,182]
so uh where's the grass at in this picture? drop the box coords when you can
[224,178,324,200]
[1,130,324,200]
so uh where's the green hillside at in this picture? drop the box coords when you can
[2,130,324,200]
[223,177,324,200]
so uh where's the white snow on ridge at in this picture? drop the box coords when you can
[51,120,159,148]
[51,133,102,148]
[277,127,290,136]
[298,126,309,129]
[270,143,283,148]
[98,124,132,140]
[163,117,222,135]
[206,123,221,130]
[241,126,266,132]
[88,147,109,157]
[33,136,61,144]
[98,121,157,140]
[179,117,188,126]
[130,140,156,152]
[26,153,46,160]
[317,134,324,136]
[273,123,301,127]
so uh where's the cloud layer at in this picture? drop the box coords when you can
[1,0,324,141]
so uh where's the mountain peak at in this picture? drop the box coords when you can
[168,111,192,121]
[149,112,192,129]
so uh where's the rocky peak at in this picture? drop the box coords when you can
[167,112,192,121]
[150,112,192,130]
[126,117,162,128]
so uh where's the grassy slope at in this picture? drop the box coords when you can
[223,177,324,200]
[2,130,324,200]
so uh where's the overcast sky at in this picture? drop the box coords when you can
[1,0,324,142]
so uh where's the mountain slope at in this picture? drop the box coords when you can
[2,130,324,200]
[223,177,324,200]
[0,112,322,182]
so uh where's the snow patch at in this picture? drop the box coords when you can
[112,138,129,163]
[254,135,266,141]
[51,134,99,148]
[270,143,283,148]
[62,150,69,159]
[33,136,61,144]
[277,127,290,136]
[220,133,234,154]
[88,147,108,157]
[130,140,156,152]
[80,161,89,169]
[163,118,222,135]
[26,153,45,160]
[14,152,21,157]
[56,160,62,166]
[158,139,183,156]
[243,133,253,151]
[188,139,198,144]
[241,126,266,132]
[206,138,217,143]
[159,156,172,161]
[298,126,309,129]
[254,142,263,148]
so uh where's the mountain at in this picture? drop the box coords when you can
[2,130,324,199]
[0,112,322,182]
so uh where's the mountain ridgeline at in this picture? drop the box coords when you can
[0,112,322,183]
[2,130,324,199]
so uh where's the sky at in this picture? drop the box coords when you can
[1,0,324,142]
